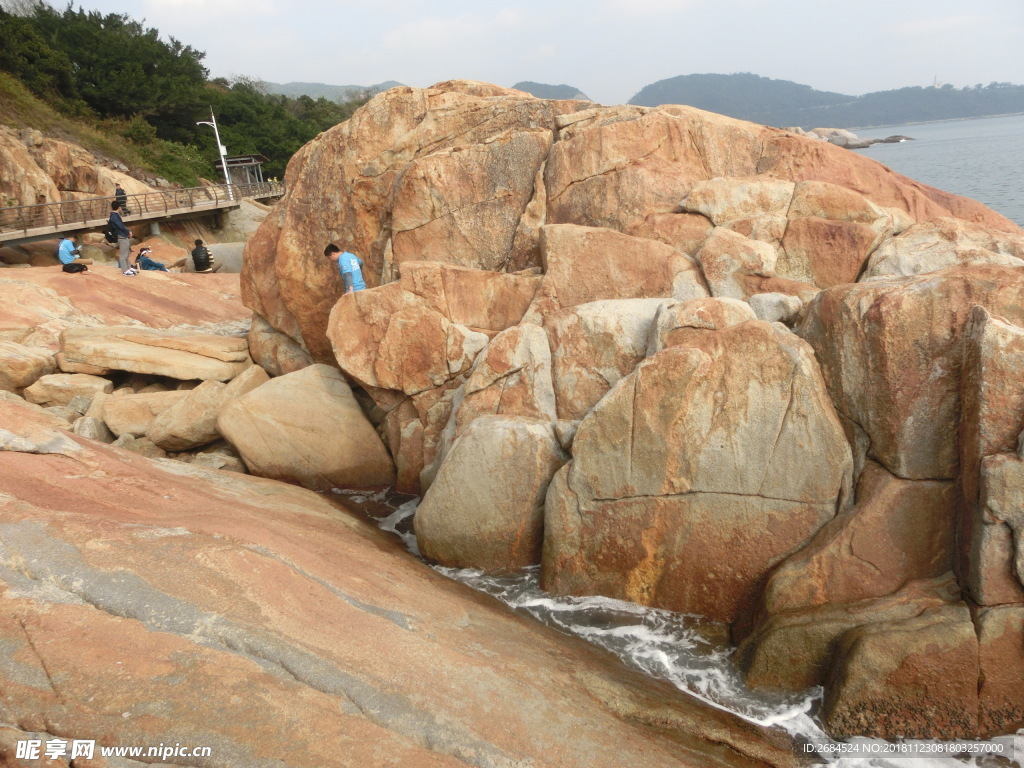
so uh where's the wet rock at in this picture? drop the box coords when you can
[738,574,960,691]
[822,603,979,740]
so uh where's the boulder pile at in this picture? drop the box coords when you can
[239,81,1024,741]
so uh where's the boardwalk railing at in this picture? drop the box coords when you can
[0,181,284,239]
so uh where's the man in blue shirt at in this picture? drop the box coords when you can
[325,243,366,293]
[57,234,92,267]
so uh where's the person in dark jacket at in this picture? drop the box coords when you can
[114,184,131,215]
[108,202,134,275]
[191,239,216,273]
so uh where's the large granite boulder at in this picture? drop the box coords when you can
[327,261,537,396]
[217,364,395,490]
[542,320,852,624]
[755,460,956,619]
[738,574,960,691]
[244,82,1016,366]
[800,265,1024,480]
[545,298,669,421]
[522,224,706,320]
[248,312,313,376]
[415,416,567,571]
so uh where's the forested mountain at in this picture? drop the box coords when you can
[264,81,403,101]
[511,82,590,101]
[0,4,370,183]
[629,72,1024,128]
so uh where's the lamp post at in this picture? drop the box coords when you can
[197,107,233,201]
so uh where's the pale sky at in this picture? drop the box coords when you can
[70,0,1023,105]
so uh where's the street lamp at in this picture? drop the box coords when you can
[197,107,234,201]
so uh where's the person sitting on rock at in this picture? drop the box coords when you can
[325,242,365,293]
[57,233,93,271]
[133,247,168,272]
[191,239,216,273]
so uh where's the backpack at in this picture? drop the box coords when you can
[62,262,88,273]
[103,218,119,244]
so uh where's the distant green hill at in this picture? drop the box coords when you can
[629,72,1024,128]
[511,82,590,101]
[264,81,403,102]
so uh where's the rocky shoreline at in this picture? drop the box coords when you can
[2,79,1023,764]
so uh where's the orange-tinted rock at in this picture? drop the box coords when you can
[648,297,757,355]
[390,131,552,272]
[397,260,541,332]
[976,454,1024,602]
[863,217,1024,279]
[758,131,1020,232]
[757,461,956,617]
[524,224,706,320]
[680,176,795,224]
[543,321,852,623]
[696,228,778,300]
[546,106,766,232]
[800,265,1024,480]
[0,341,55,392]
[327,264,537,397]
[422,324,556,489]
[242,82,586,362]
[777,216,880,287]
[248,313,313,376]
[0,267,249,350]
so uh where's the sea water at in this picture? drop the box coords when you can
[336,490,1021,767]
[854,114,1024,228]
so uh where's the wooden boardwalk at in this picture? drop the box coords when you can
[0,182,283,247]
